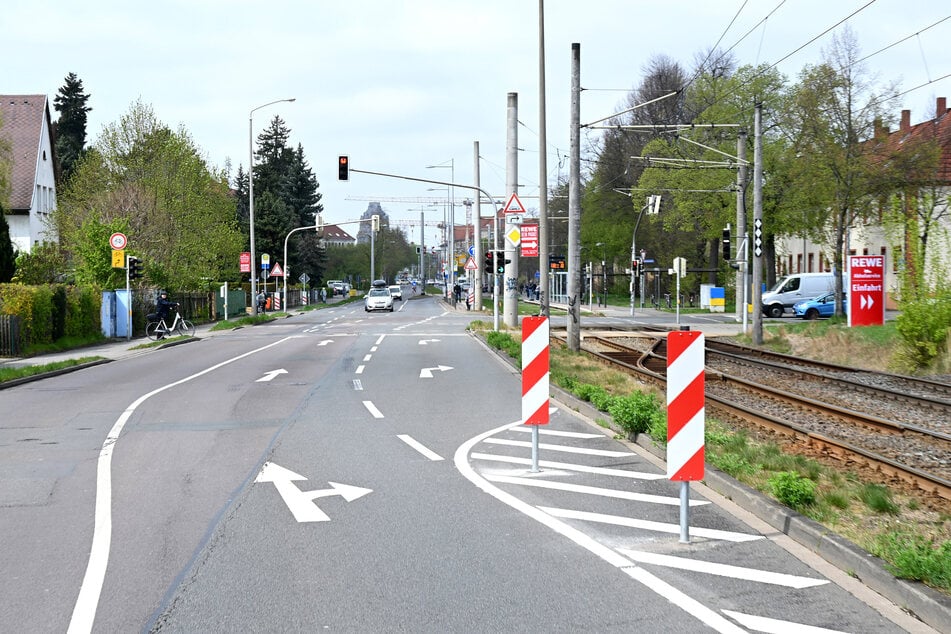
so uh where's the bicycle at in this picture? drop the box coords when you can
[146,308,195,340]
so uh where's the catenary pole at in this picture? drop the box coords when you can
[567,43,581,351]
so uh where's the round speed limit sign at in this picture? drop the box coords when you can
[109,232,128,250]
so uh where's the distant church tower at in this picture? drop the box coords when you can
[356,202,389,244]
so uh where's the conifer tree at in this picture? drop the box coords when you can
[53,72,92,182]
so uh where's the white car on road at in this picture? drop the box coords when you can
[364,288,394,312]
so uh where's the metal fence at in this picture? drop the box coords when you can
[0,314,22,356]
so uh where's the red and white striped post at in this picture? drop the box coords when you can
[666,330,705,542]
[522,316,550,472]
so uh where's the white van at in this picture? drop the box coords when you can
[761,272,842,318]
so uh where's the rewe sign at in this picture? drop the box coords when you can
[848,255,885,327]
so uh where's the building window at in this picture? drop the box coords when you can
[808,253,814,272]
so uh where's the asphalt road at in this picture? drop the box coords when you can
[0,295,933,632]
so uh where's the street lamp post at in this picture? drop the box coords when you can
[426,159,454,298]
[249,97,295,315]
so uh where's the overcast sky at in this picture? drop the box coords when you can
[5,0,950,248]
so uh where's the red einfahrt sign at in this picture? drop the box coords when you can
[848,255,885,327]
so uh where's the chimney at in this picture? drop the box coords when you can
[938,97,947,119]
[900,109,911,132]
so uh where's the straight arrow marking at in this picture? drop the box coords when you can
[256,369,288,382]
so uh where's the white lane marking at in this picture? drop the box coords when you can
[510,427,603,439]
[617,549,828,589]
[352,380,363,391]
[370,346,378,352]
[454,422,746,634]
[363,354,372,362]
[68,336,297,634]
[317,339,333,346]
[355,365,365,374]
[483,437,634,457]
[722,610,849,634]
[470,452,665,480]
[539,507,763,543]
[363,401,384,419]
[397,435,444,461]
[622,566,747,634]
[484,475,709,507]
[374,334,386,345]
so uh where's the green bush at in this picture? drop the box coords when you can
[895,294,951,369]
[575,383,607,403]
[52,285,67,340]
[767,471,817,509]
[485,330,521,363]
[590,389,614,411]
[858,483,900,514]
[874,533,951,589]
[607,391,662,435]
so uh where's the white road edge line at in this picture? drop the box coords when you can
[470,452,665,480]
[721,609,850,634]
[68,335,298,634]
[483,437,634,457]
[617,548,828,589]
[509,427,604,439]
[454,421,746,634]
[538,507,763,542]
[484,474,709,507]
[363,401,384,419]
[397,435,444,461]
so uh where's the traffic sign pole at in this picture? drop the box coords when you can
[666,330,705,543]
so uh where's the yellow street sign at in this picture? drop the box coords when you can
[506,226,521,247]
[112,249,125,268]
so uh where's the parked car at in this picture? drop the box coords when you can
[761,272,843,318]
[793,292,848,320]
[364,288,394,312]
[388,285,403,301]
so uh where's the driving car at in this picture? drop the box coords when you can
[364,287,394,312]
[793,291,847,320]
[388,285,403,301]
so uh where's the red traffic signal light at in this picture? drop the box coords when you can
[338,155,349,181]
[484,250,494,270]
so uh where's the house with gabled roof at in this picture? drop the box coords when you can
[0,94,59,254]
[775,97,951,307]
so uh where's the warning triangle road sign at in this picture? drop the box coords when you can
[270,262,284,277]
[502,192,526,214]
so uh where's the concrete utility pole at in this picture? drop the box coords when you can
[752,103,764,345]
[736,129,748,325]
[473,141,484,310]
[503,92,519,328]
[567,43,582,351]
[537,0,550,317]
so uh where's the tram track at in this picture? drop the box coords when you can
[572,334,951,504]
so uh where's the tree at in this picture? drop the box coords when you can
[781,27,898,315]
[0,202,16,282]
[53,72,92,182]
[53,99,244,289]
[581,55,691,286]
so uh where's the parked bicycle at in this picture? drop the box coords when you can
[146,308,195,340]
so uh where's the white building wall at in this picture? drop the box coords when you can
[29,112,58,250]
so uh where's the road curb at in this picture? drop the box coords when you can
[471,331,951,632]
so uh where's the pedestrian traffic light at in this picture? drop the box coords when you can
[129,256,144,280]
[722,225,731,261]
[338,155,349,181]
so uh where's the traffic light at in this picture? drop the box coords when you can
[484,250,495,271]
[632,260,639,276]
[497,258,509,274]
[371,214,380,232]
[129,256,144,280]
[338,155,349,181]
[722,225,731,261]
